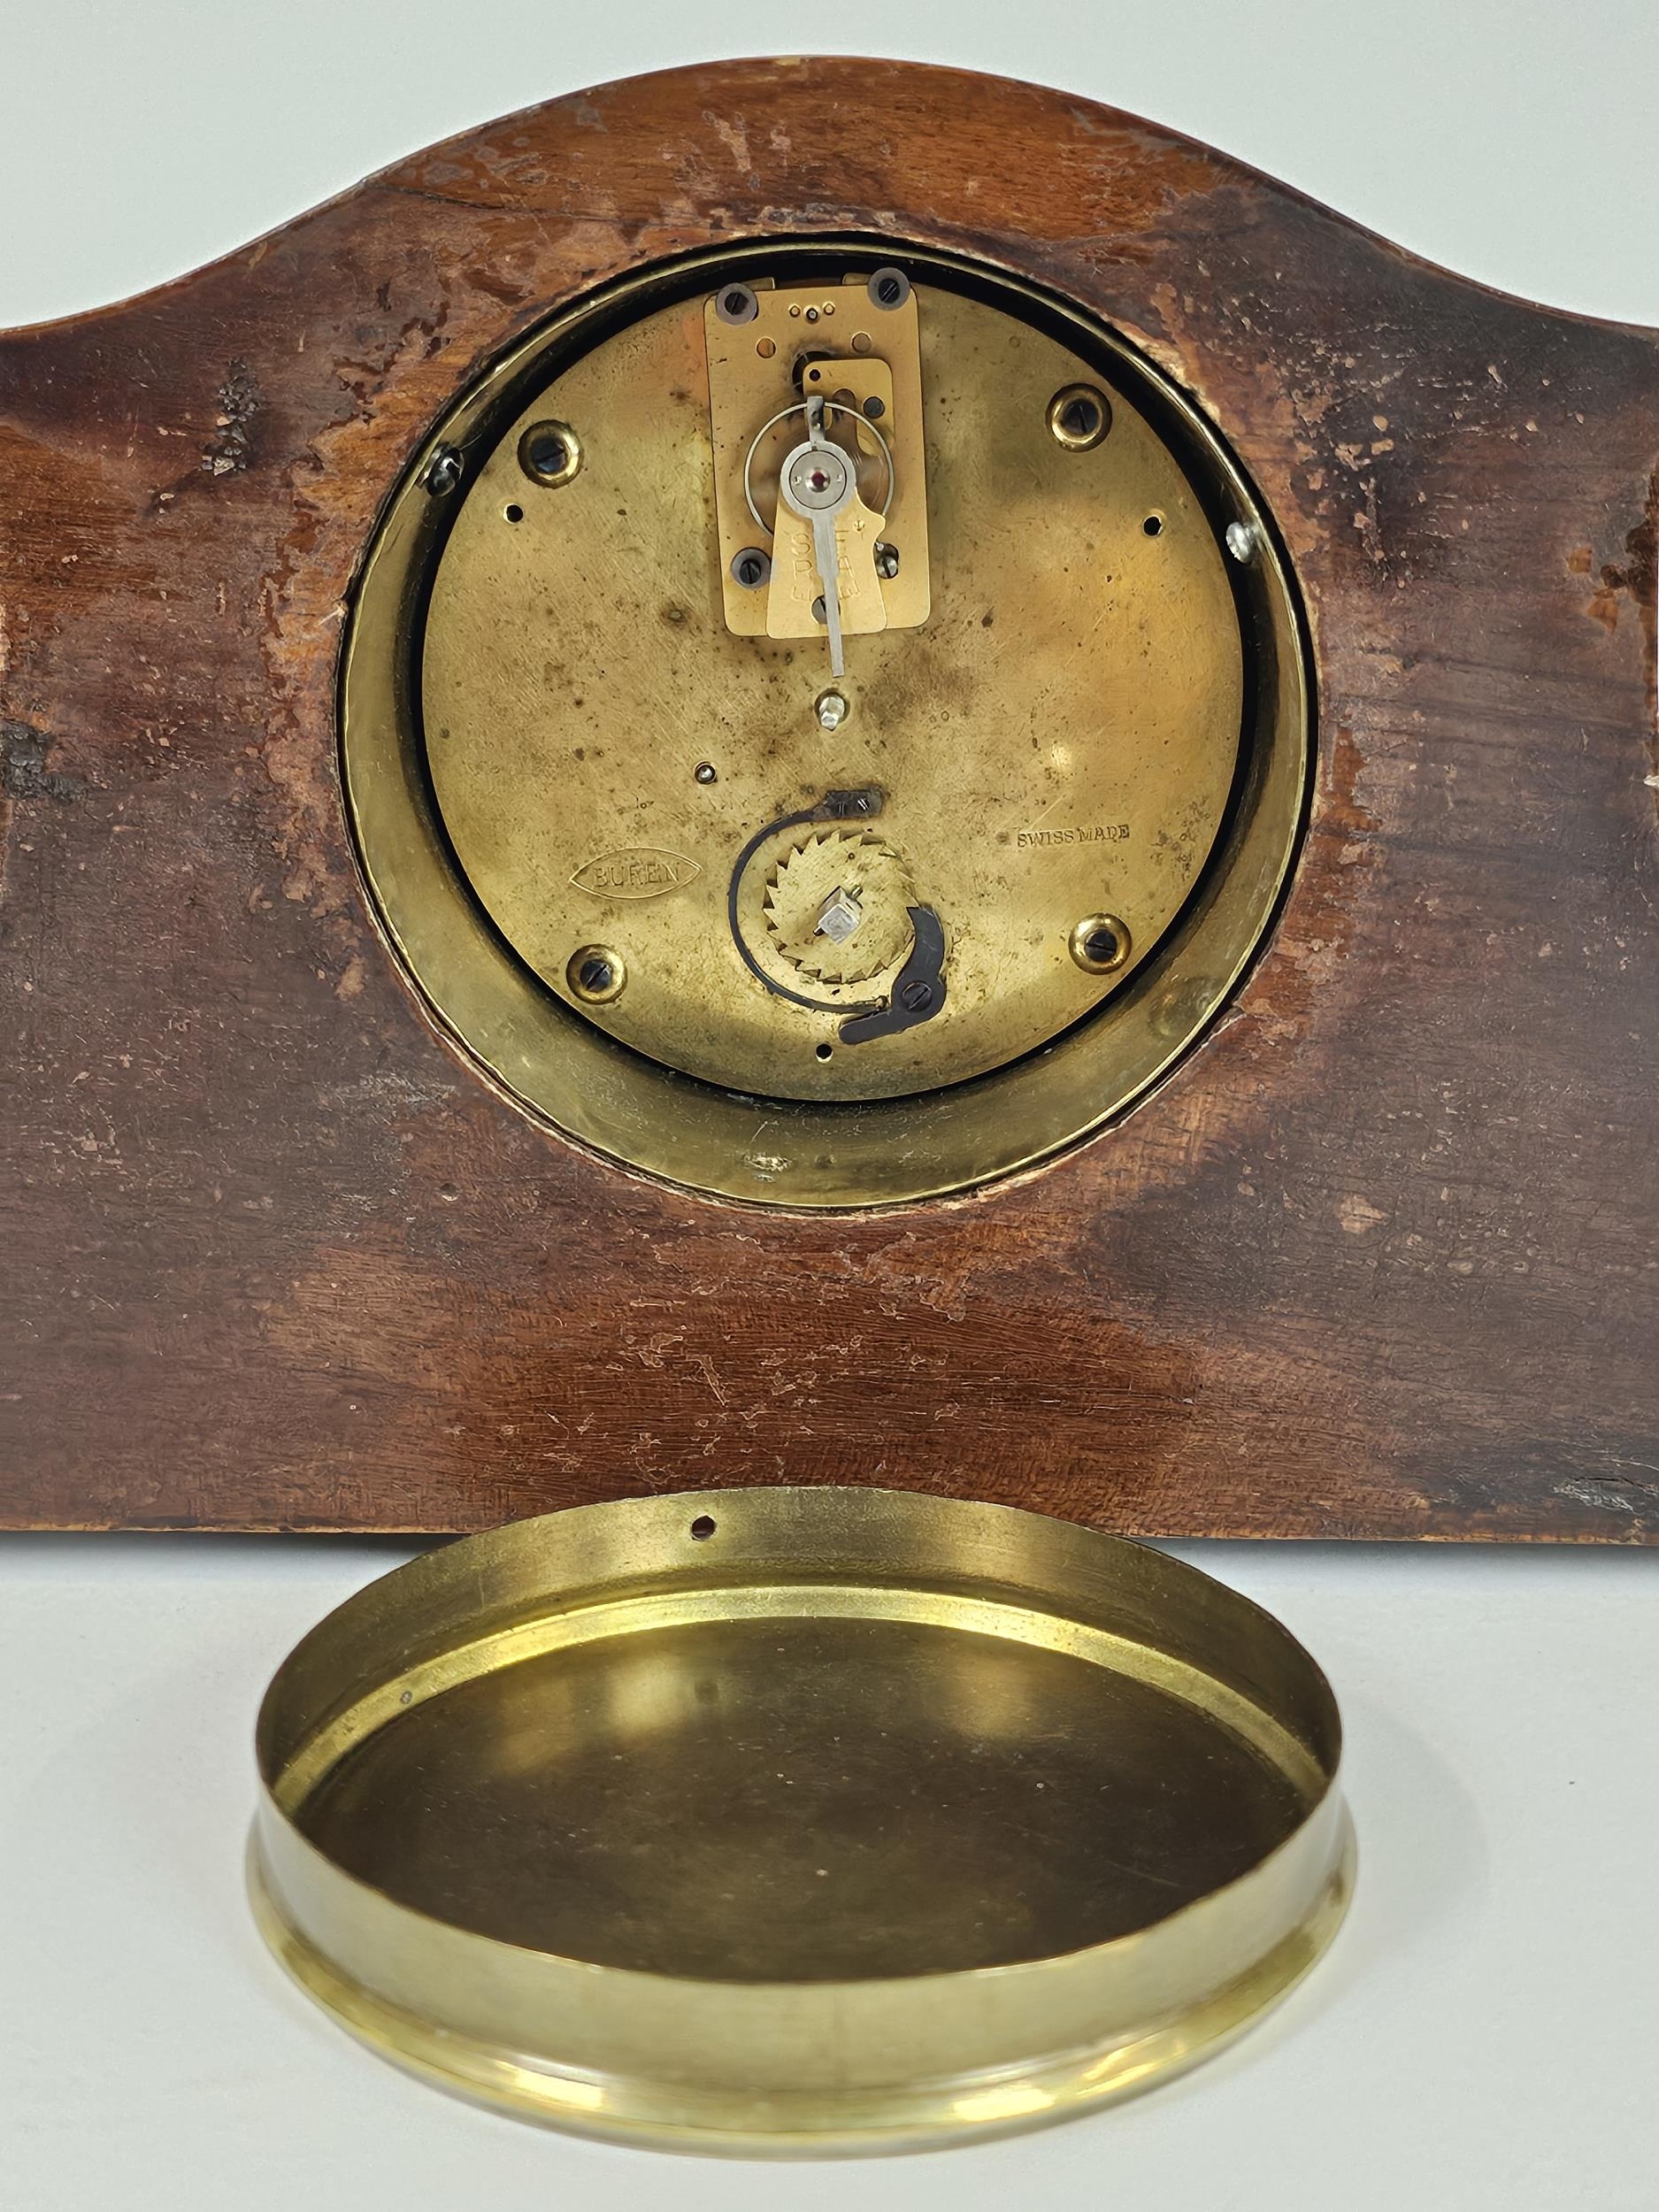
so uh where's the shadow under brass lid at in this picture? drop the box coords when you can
[250,1488,1354,2154]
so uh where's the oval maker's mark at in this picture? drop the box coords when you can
[571,848,702,901]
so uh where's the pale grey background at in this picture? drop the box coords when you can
[3,3,1656,2206]
[4,0,1657,327]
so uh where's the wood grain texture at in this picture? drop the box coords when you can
[2,59,1655,1537]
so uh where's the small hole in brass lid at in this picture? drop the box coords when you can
[688,1514,718,1540]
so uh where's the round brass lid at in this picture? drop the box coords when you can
[250,1487,1353,2154]
[342,243,1309,1203]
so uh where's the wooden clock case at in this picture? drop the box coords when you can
[2,58,1655,1537]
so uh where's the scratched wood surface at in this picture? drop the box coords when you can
[2,59,1655,1536]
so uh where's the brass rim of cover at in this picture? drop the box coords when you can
[250,1487,1353,2155]
[340,241,1311,1210]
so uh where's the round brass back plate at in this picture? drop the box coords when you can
[423,282,1241,1101]
[342,243,1310,1205]
[250,1487,1352,2154]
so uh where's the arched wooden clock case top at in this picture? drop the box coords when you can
[1,58,1655,1537]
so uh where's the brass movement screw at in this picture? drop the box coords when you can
[568,946,626,1003]
[1046,385,1112,452]
[1069,913,1132,974]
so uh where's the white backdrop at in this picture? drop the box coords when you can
[3,5,1657,2208]
[4,0,1657,328]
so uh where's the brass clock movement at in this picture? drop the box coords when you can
[1,58,1655,1535]
[347,242,1305,1200]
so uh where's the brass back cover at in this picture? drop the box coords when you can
[251,1487,1352,2154]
